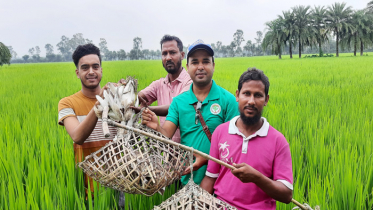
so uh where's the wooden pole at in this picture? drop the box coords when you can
[107,120,309,210]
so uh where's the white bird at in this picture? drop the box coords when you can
[94,77,139,126]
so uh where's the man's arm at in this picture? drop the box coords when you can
[148,105,169,116]
[63,108,98,145]
[231,163,293,203]
[141,108,177,138]
[61,83,114,145]
[135,92,169,116]
[200,176,217,194]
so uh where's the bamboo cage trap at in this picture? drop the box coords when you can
[153,149,237,210]
[78,77,191,196]
[78,124,191,195]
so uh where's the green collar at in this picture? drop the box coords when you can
[188,80,220,105]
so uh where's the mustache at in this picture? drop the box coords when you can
[196,70,206,74]
[244,105,257,111]
[166,61,175,65]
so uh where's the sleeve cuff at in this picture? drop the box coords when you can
[165,117,178,127]
[276,179,293,190]
[58,108,76,125]
[205,171,219,178]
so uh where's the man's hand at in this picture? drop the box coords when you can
[231,163,261,183]
[141,108,159,130]
[182,153,208,175]
[98,83,109,99]
[117,78,127,86]
[98,79,126,99]
[131,95,148,114]
[232,163,294,204]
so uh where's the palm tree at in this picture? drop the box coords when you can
[278,10,296,58]
[326,2,353,57]
[262,19,287,59]
[293,5,312,58]
[311,6,329,57]
[0,42,12,66]
[243,40,253,56]
[368,0,373,12]
[341,10,372,56]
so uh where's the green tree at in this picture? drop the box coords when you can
[368,0,373,12]
[0,42,12,66]
[341,10,373,56]
[220,45,228,57]
[22,55,29,63]
[254,31,263,55]
[243,40,253,56]
[45,44,54,55]
[28,47,35,57]
[262,18,287,59]
[278,10,296,58]
[311,6,329,57]
[233,29,245,54]
[326,2,353,57]
[293,5,312,58]
[227,41,237,57]
[98,38,109,59]
[7,46,17,59]
[132,37,142,60]
[56,36,72,61]
[142,49,150,60]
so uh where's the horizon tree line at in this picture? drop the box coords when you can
[1,1,373,64]
[262,1,373,59]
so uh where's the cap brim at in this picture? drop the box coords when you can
[187,45,214,58]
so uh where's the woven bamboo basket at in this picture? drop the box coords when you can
[154,150,237,210]
[78,124,191,196]
[153,179,237,210]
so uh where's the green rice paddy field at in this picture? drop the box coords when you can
[0,54,372,209]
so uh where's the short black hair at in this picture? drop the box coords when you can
[187,54,214,64]
[72,43,101,67]
[160,35,183,52]
[238,67,270,95]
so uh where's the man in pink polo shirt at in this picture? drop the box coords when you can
[137,35,192,143]
[200,68,293,210]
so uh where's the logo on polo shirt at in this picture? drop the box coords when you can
[219,141,230,158]
[210,103,221,115]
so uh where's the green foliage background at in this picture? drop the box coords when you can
[0,54,372,209]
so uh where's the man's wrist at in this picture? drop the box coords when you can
[252,169,266,185]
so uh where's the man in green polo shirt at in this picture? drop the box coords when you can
[142,39,238,185]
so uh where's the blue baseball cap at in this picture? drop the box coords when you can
[187,39,214,60]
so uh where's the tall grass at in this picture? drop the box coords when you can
[0,54,372,209]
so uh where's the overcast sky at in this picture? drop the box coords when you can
[1,0,369,56]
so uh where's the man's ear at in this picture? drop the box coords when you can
[75,69,80,79]
[235,89,239,102]
[181,51,185,59]
[264,95,269,106]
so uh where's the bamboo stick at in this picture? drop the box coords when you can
[291,199,308,210]
[107,120,309,210]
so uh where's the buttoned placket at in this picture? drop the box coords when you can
[235,130,259,154]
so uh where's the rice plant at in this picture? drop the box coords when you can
[0,54,372,209]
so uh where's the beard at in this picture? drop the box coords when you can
[240,107,262,126]
[163,58,182,74]
[81,77,101,89]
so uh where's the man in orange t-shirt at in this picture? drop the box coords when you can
[58,44,121,204]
